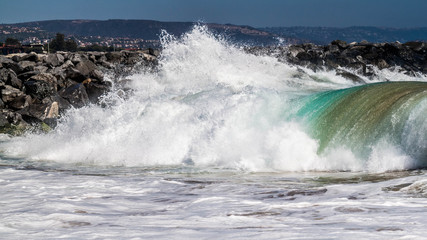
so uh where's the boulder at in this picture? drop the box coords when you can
[336,69,365,83]
[45,53,65,68]
[17,71,40,81]
[61,60,75,69]
[11,54,25,62]
[0,68,21,89]
[18,103,48,124]
[85,81,111,103]
[287,46,305,58]
[326,44,340,54]
[377,59,389,69]
[34,65,49,73]
[403,41,425,52]
[105,52,122,63]
[1,58,23,74]
[5,110,24,125]
[24,79,56,100]
[59,83,89,108]
[18,100,60,127]
[1,85,25,103]
[8,95,31,110]
[20,52,40,62]
[29,73,57,91]
[69,53,84,65]
[67,60,101,82]
[18,60,36,72]
[44,101,59,119]
[331,40,349,49]
[0,112,9,128]
[148,48,160,57]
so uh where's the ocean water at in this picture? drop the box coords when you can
[1,26,427,239]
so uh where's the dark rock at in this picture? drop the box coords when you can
[18,60,36,72]
[99,60,114,69]
[18,103,48,124]
[5,110,24,125]
[45,53,65,68]
[105,52,122,63]
[61,60,75,69]
[326,44,340,54]
[0,55,14,68]
[1,85,25,103]
[331,40,349,49]
[296,51,313,61]
[0,50,162,130]
[91,69,104,81]
[11,54,24,62]
[73,60,100,81]
[1,58,23,74]
[377,59,389,69]
[0,68,21,89]
[49,67,66,84]
[122,51,141,65]
[65,67,86,82]
[8,95,31,110]
[336,69,365,83]
[342,45,367,58]
[85,81,111,103]
[29,73,57,91]
[34,65,48,73]
[49,60,74,83]
[59,83,89,108]
[43,118,57,128]
[68,53,84,65]
[403,41,425,52]
[20,52,40,62]
[17,71,40,81]
[24,79,55,100]
[0,112,8,127]
[287,46,305,58]
[48,94,72,113]
[148,48,160,57]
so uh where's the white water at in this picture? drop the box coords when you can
[0,26,427,239]
[2,26,425,172]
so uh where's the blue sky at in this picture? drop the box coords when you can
[1,0,426,28]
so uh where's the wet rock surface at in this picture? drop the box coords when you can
[0,49,158,133]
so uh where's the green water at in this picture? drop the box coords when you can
[294,81,427,159]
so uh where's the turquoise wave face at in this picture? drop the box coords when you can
[293,81,427,163]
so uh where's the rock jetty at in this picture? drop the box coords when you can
[0,50,158,134]
[248,40,427,82]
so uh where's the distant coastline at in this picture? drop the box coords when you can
[1,19,427,49]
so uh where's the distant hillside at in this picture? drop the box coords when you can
[1,19,300,46]
[261,26,427,44]
[4,20,426,47]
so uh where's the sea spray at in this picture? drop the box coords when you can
[0,25,426,172]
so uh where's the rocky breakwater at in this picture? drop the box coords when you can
[0,49,158,134]
[248,40,427,83]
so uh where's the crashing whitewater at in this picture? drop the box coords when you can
[1,25,426,173]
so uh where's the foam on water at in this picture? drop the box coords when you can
[1,25,426,172]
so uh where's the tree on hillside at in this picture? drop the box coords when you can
[5,38,21,46]
[49,33,77,52]
[49,33,66,51]
[65,39,77,52]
